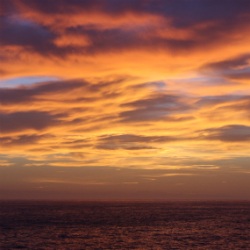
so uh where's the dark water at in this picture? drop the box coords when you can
[0,201,250,249]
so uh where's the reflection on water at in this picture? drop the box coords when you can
[0,201,250,249]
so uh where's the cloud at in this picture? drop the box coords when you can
[225,70,250,80]
[0,79,88,105]
[120,94,191,122]
[0,16,58,57]
[7,0,250,24]
[0,15,85,58]
[0,16,54,45]
[195,95,250,122]
[122,93,189,110]
[0,111,63,133]
[1,0,250,59]
[1,0,250,201]
[201,54,250,80]
[0,134,52,146]
[227,98,250,113]
[63,25,200,55]
[196,95,250,107]
[96,134,177,150]
[203,54,250,71]
[199,125,250,142]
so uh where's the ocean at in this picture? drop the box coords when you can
[0,201,250,249]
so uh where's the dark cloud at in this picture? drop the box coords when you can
[204,54,250,71]
[0,16,81,57]
[2,0,250,57]
[119,109,192,123]
[120,94,190,122]
[200,125,250,142]
[122,94,186,109]
[0,16,56,52]
[97,144,156,150]
[0,134,52,146]
[65,25,198,55]
[10,0,115,15]
[64,21,247,56]
[196,95,250,121]
[0,79,87,105]
[169,1,250,26]
[61,138,92,150]
[0,17,209,57]
[0,0,17,16]
[0,111,63,133]
[6,0,250,24]
[96,134,177,150]
[227,98,250,113]
[226,70,250,80]
[201,54,250,80]
[196,95,250,107]
[195,95,250,123]
[0,77,130,105]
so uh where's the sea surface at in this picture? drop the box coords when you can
[0,201,250,249]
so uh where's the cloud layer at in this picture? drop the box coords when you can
[1,0,250,199]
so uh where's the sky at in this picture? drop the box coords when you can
[0,0,250,200]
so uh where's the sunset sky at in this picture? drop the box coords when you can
[0,0,250,200]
